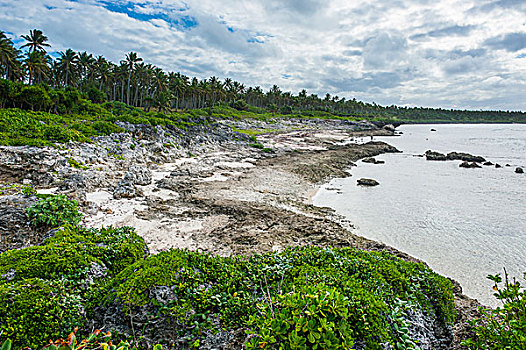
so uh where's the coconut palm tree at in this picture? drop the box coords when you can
[21,29,51,53]
[56,49,78,86]
[23,51,49,84]
[123,52,142,105]
[0,31,22,80]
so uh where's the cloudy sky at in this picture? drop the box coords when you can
[1,0,526,110]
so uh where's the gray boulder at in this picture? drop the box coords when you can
[357,178,380,186]
[447,152,485,163]
[113,179,138,199]
[459,161,481,168]
[124,165,152,186]
[425,150,447,161]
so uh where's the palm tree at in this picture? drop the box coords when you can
[21,29,51,53]
[0,31,22,80]
[123,52,142,105]
[23,51,49,84]
[56,49,78,86]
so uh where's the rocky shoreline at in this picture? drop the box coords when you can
[0,117,482,348]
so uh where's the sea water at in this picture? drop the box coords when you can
[313,124,526,306]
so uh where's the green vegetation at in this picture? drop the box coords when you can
[462,272,526,349]
[27,195,82,228]
[0,225,147,349]
[2,29,525,126]
[99,246,455,349]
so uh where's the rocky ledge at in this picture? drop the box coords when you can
[0,118,482,349]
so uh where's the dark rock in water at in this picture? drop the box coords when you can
[425,150,447,161]
[459,161,481,168]
[447,152,485,163]
[362,157,385,164]
[516,167,524,174]
[357,178,379,186]
[506,164,511,167]
[113,179,138,199]
[383,124,396,132]
[495,163,502,168]
[483,161,493,166]
[430,128,436,131]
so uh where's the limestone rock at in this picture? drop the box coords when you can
[425,150,447,161]
[357,178,380,186]
[124,165,152,186]
[459,161,481,168]
[447,152,485,163]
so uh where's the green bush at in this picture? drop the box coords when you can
[246,283,356,349]
[0,279,85,350]
[0,226,148,349]
[27,195,82,228]
[462,272,526,349]
[98,247,456,349]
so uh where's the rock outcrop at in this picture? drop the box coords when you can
[459,161,481,168]
[425,150,447,161]
[447,152,486,163]
[362,157,385,164]
[357,178,380,186]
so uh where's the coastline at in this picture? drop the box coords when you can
[0,123,482,348]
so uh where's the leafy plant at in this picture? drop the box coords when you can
[462,270,526,349]
[26,195,82,228]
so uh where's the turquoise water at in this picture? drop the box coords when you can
[313,124,526,306]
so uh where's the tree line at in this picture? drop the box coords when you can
[1,29,525,122]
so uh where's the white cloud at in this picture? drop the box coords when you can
[1,0,525,110]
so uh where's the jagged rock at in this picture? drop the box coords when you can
[124,165,152,186]
[113,179,138,199]
[483,161,493,166]
[0,146,65,186]
[383,124,396,132]
[58,173,87,191]
[447,152,485,163]
[0,194,44,252]
[459,161,481,168]
[495,163,502,168]
[425,150,447,161]
[357,178,379,186]
[362,157,385,164]
[516,167,524,174]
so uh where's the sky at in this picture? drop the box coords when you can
[1,0,526,111]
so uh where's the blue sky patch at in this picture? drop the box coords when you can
[96,0,198,30]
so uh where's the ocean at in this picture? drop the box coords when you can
[313,124,526,306]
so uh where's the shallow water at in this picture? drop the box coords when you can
[313,124,526,306]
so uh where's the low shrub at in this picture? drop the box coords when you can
[98,246,456,349]
[0,278,85,350]
[0,226,148,349]
[27,195,82,228]
[462,271,526,349]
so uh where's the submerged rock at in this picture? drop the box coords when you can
[459,161,481,168]
[362,157,385,164]
[447,152,485,163]
[425,150,447,161]
[357,178,380,186]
